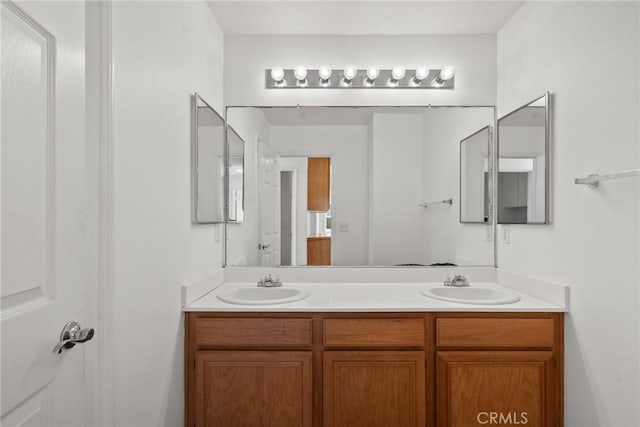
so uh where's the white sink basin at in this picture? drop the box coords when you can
[217,287,310,305]
[420,286,521,305]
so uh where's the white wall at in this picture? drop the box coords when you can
[369,113,423,265]
[111,2,224,426]
[271,125,370,266]
[421,108,494,266]
[460,128,489,223]
[497,2,640,426]
[225,108,272,266]
[279,157,308,265]
[224,34,496,106]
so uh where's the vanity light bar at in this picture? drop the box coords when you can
[265,67,455,89]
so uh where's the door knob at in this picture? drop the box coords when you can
[53,321,95,354]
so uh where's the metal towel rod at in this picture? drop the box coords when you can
[419,198,453,208]
[574,169,640,189]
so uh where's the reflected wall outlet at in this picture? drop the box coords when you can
[337,222,350,232]
[501,225,510,244]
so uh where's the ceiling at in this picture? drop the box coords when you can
[207,1,525,35]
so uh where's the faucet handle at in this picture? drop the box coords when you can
[444,274,470,287]
[452,274,470,287]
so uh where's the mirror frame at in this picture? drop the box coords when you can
[226,125,245,224]
[223,104,498,268]
[459,125,492,225]
[191,93,225,225]
[496,92,550,225]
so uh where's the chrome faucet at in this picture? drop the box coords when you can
[444,274,470,287]
[257,274,282,288]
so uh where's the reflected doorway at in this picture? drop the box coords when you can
[280,171,294,265]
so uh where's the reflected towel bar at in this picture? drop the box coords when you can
[574,169,640,189]
[419,199,453,208]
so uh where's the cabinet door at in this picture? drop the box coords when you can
[436,351,557,427]
[307,237,331,265]
[308,157,330,211]
[195,351,312,427]
[324,351,425,427]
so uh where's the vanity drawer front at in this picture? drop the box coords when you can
[323,318,425,347]
[195,318,313,347]
[436,318,555,348]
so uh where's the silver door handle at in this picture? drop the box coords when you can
[53,321,94,354]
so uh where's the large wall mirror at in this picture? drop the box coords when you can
[497,93,549,224]
[225,106,495,267]
[460,126,491,224]
[192,93,225,224]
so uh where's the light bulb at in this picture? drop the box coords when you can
[439,66,455,81]
[318,65,332,81]
[364,67,379,86]
[391,66,406,81]
[293,65,307,81]
[409,67,430,87]
[343,65,357,81]
[270,67,285,83]
[366,67,380,81]
[414,67,429,81]
[293,65,308,87]
[318,65,332,87]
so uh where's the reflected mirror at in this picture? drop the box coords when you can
[226,106,494,267]
[192,93,224,224]
[227,126,245,223]
[460,126,491,224]
[497,93,549,224]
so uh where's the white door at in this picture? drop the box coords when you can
[1,1,94,426]
[257,138,280,266]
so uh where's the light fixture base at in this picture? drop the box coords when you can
[265,69,454,89]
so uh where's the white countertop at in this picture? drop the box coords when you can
[184,282,567,312]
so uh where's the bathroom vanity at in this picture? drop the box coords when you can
[184,281,565,427]
[184,63,563,427]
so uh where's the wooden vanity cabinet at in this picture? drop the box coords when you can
[185,312,563,427]
[323,351,425,427]
[322,317,426,427]
[185,314,315,427]
[432,313,564,427]
[195,351,312,427]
